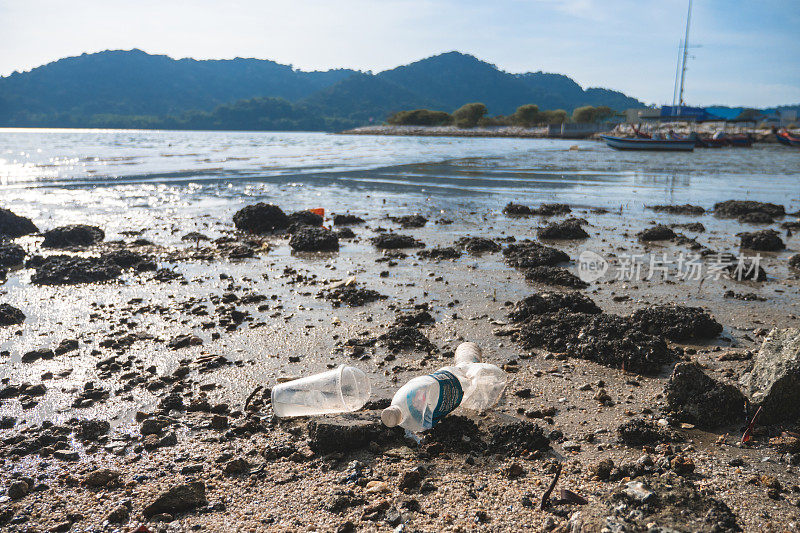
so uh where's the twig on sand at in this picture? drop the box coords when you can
[244,385,263,412]
[540,462,563,510]
[741,405,762,444]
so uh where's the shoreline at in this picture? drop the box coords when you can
[340,124,788,143]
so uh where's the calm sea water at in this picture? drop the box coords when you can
[1,129,798,229]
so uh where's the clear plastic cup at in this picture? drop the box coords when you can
[271,365,371,417]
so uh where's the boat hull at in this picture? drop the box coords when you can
[600,135,695,151]
[776,131,800,147]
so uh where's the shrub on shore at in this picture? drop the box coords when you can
[511,104,541,127]
[387,109,453,126]
[572,105,614,123]
[541,109,569,124]
[452,103,488,128]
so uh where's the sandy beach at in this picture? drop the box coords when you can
[2,180,800,532]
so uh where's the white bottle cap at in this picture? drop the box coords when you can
[455,342,482,365]
[381,406,403,427]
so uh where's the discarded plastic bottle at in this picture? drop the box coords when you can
[272,365,371,417]
[381,342,506,432]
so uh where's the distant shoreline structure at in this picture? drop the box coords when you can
[340,124,551,139]
[341,124,789,143]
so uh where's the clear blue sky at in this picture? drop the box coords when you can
[1,0,798,107]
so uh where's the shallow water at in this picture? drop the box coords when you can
[1,129,799,228]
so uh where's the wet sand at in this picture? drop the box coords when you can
[1,199,800,532]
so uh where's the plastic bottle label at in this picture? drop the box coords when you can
[427,370,464,427]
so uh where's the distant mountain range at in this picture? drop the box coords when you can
[0,49,647,130]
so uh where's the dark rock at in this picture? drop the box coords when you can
[791,254,800,270]
[665,362,746,428]
[233,203,289,234]
[647,204,705,215]
[723,290,766,301]
[380,326,436,353]
[0,208,38,238]
[488,418,550,456]
[371,233,424,249]
[618,418,671,446]
[391,214,427,228]
[740,328,800,423]
[423,415,486,455]
[140,417,171,436]
[395,309,435,327]
[637,225,676,242]
[307,411,395,453]
[533,203,572,216]
[722,254,767,281]
[143,482,207,517]
[289,227,339,252]
[630,305,723,342]
[739,229,784,251]
[7,481,29,500]
[321,284,385,307]
[102,249,148,269]
[106,502,131,523]
[288,210,323,227]
[610,474,741,532]
[537,220,589,240]
[76,419,110,441]
[738,211,775,224]
[397,470,422,492]
[781,220,800,230]
[82,468,121,488]
[158,393,185,412]
[223,457,250,475]
[226,243,255,259]
[21,348,54,363]
[508,292,601,323]
[503,202,533,216]
[523,266,588,288]
[671,222,706,232]
[30,255,121,285]
[455,236,501,254]
[333,214,365,226]
[42,225,104,248]
[54,339,79,356]
[336,228,356,239]
[53,450,79,461]
[417,246,460,260]
[0,303,25,326]
[572,314,673,374]
[591,458,615,480]
[503,241,570,268]
[168,334,203,350]
[714,200,784,218]
[0,243,25,268]
[515,310,673,374]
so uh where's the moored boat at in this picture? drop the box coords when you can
[694,133,753,148]
[776,129,800,147]
[600,135,695,151]
[695,136,728,148]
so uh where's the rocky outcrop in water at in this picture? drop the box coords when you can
[42,225,105,248]
[0,303,25,326]
[233,203,289,234]
[0,208,38,239]
[30,255,122,285]
[739,229,785,251]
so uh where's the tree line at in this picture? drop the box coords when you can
[387,103,616,128]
